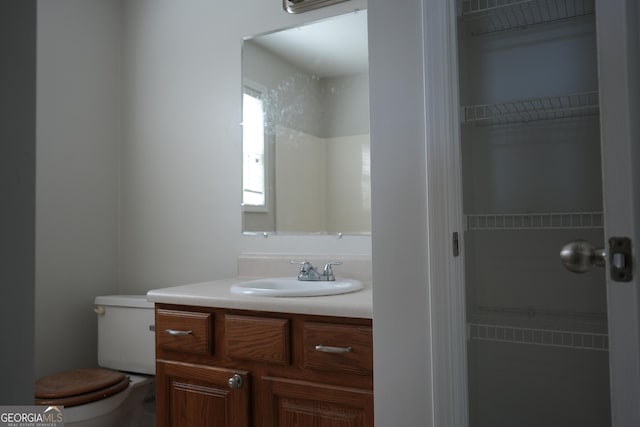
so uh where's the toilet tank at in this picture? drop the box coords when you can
[95,295,155,375]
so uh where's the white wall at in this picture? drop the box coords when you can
[326,133,371,233]
[36,0,122,378]
[321,74,369,138]
[368,0,435,423]
[119,0,242,293]
[275,127,328,232]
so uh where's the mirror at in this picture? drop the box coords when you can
[241,10,370,235]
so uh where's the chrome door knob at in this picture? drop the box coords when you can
[227,374,243,389]
[560,240,606,273]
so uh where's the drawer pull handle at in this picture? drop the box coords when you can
[315,345,352,354]
[164,329,193,336]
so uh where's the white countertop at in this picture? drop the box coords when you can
[146,276,373,319]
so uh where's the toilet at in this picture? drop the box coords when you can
[35,295,156,426]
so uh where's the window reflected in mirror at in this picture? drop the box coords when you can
[242,86,267,210]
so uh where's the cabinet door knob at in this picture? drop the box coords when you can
[227,374,243,389]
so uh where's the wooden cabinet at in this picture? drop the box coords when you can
[154,304,373,427]
[261,377,373,426]
[156,360,249,427]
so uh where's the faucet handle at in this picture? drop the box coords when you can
[290,260,321,281]
[290,260,314,271]
[322,262,342,281]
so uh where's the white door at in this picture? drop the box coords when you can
[594,1,640,424]
[454,0,640,426]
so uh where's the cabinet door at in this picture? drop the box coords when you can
[261,377,373,427]
[156,360,249,427]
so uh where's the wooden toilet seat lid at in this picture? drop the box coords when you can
[35,368,129,407]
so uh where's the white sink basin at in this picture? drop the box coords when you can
[230,277,363,297]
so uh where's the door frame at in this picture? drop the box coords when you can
[595,0,640,424]
[420,0,468,426]
[423,0,640,426]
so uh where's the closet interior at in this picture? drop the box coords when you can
[457,1,611,425]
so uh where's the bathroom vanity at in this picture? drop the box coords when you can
[147,276,373,427]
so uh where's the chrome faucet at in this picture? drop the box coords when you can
[290,260,342,281]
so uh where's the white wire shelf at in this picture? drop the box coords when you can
[469,322,608,351]
[462,92,599,125]
[460,0,595,35]
[466,211,603,230]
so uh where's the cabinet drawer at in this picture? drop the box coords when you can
[225,315,290,364]
[303,322,373,375]
[156,309,212,355]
